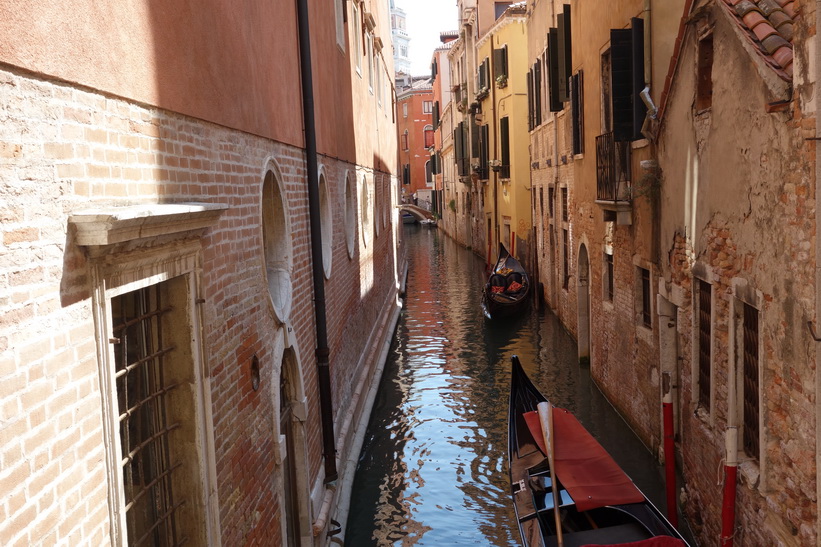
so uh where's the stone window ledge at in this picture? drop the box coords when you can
[70,203,228,246]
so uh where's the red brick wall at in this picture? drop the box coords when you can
[0,62,400,544]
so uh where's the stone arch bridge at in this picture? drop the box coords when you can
[399,204,434,221]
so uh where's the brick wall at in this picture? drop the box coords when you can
[0,64,399,545]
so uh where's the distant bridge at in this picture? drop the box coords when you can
[399,204,434,221]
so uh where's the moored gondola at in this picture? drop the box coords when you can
[508,355,687,547]
[482,244,530,319]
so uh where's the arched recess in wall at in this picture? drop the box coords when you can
[318,166,333,279]
[577,243,591,366]
[276,347,311,546]
[261,159,292,323]
[360,173,372,247]
[344,170,356,258]
[373,173,380,238]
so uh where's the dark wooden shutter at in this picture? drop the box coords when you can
[471,114,480,158]
[610,28,633,142]
[479,124,489,179]
[547,30,562,112]
[433,101,440,129]
[493,48,504,79]
[526,70,534,130]
[534,60,542,126]
[570,71,584,155]
[454,124,463,166]
[493,45,508,79]
[500,117,510,178]
[631,17,647,140]
[557,13,568,101]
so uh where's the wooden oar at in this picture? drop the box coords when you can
[538,401,563,546]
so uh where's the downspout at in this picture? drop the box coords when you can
[296,0,338,484]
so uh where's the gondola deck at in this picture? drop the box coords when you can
[508,355,687,547]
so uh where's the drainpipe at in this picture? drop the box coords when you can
[720,427,738,546]
[296,0,338,484]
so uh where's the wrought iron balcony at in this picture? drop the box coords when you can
[596,131,632,203]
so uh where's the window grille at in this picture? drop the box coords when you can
[562,229,569,289]
[640,267,651,327]
[698,279,712,411]
[605,253,613,301]
[743,303,759,459]
[112,284,186,546]
[561,187,568,222]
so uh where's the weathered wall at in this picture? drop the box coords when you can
[657,2,817,544]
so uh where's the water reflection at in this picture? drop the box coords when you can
[345,226,669,546]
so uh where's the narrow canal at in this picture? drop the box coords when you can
[345,226,670,545]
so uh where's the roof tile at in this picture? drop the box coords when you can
[721,0,795,81]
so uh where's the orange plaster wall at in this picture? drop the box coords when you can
[0,0,304,147]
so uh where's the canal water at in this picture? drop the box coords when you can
[345,226,671,546]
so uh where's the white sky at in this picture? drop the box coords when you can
[401,0,459,75]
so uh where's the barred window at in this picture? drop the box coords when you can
[604,252,614,302]
[742,303,759,460]
[112,278,200,545]
[639,267,651,328]
[698,279,712,412]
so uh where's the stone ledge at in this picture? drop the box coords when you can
[70,202,229,246]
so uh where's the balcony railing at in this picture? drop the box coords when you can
[596,132,631,202]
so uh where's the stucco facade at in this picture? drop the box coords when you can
[397,83,434,205]
[0,0,401,545]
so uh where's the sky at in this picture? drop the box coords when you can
[400,0,459,75]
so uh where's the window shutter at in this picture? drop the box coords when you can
[454,125,462,165]
[493,46,508,79]
[557,14,568,101]
[471,114,481,158]
[570,70,584,155]
[480,124,489,179]
[433,101,440,129]
[534,60,542,126]
[527,70,534,130]
[559,5,572,101]
[631,17,647,140]
[547,30,562,112]
[610,28,633,142]
[500,117,510,178]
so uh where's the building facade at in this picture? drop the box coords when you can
[0,0,401,545]
[397,80,435,207]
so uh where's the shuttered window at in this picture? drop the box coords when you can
[527,70,534,130]
[547,29,562,112]
[534,60,543,126]
[610,18,646,141]
[500,117,510,178]
[640,267,651,328]
[493,45,508,80]
[557,7,571,102]
[571,71,584,155]
[478,124,489,180]
[743,303,759,460]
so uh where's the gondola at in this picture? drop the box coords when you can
[508,355,687,547]
[482,244,530,319]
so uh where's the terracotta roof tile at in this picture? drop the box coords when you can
[721,0,796,81]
